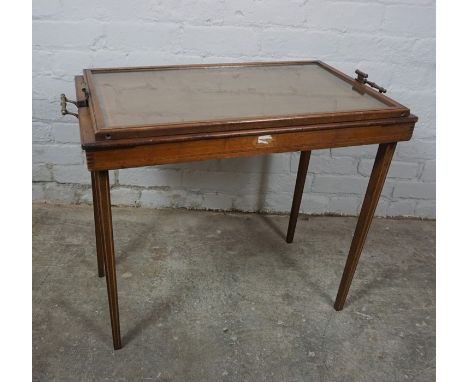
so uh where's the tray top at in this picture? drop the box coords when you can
[83,61,409,140]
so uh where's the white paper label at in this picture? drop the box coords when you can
[257,135,273,144]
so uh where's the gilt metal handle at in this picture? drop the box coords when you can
[60,94,78,118]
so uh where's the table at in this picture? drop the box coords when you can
[63,61,417,349]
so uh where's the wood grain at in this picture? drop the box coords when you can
[91,171,105,278]
[95,170,122,349]
[334,142,397,311]
[80,61,409,141]
[85,124,412,171]
[71,61,418,349]
[286,151,311,243]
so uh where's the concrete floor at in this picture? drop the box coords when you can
[33,204,435,382]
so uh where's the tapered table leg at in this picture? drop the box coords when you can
[286,151,311,243]
[334,142,397,311]
[95,170,122,350]
[91,171,105,277]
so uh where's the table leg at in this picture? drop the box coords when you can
[91,171,105,277]
[334,142,396,311]
[95,170,122,349]
[286,151,311,243]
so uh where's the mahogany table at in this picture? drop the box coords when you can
[61,61,417,349]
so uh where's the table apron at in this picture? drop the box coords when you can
[85,124,413,171]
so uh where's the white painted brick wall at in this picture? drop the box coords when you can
[32,0,436,218]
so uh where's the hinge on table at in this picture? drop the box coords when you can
[60,87,89,118]
[80,85,89,107]
[355,69,387,93]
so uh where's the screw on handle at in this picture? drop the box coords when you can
[60,94,79,118]
[354,69,387,93]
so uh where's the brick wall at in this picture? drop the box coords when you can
[32,0,436,218]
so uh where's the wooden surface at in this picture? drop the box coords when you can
[82,61,410,141]
[75,73,416,175]
[334,143,397,311]
[286,151,311,243]
[94,170,121,349]
[73,61,418,349]
[85,123,412,171]
[91,172,105,278]
[76,76,415,172]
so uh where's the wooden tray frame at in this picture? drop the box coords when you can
[83,60,410,142]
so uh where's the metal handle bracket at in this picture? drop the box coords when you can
[60,94,78,118]
[355,69,387,93]
[60,87,89,118]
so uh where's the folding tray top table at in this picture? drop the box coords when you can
[61,60,418,349]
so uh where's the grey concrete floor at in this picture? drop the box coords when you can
[33,204,435,382]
